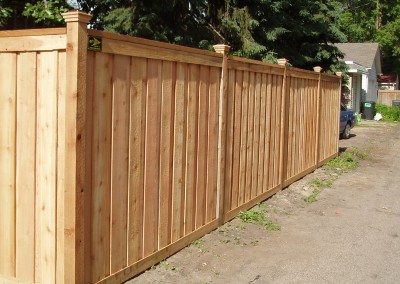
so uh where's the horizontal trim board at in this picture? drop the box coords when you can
[0,28,66,37]
[0,34,66,52]
[99,37,222,67]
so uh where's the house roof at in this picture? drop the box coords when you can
[335,43,381,73]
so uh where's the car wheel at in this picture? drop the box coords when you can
[342,123,351,139]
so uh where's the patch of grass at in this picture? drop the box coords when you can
[238,209,280,231]
[375,103,400,121]
[238,210,265,224]
[160,260,177,272]
[324,151,359,171]
[304,189,321,203]
[348,147,370,160]
[309,177,333,189]
[264,220,281,231]
[191,238,205,248]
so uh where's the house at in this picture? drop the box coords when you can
[335,43,382,113]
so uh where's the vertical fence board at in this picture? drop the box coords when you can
[36,51,58,284]
[206,67,219,222]
[257,74,267,194]
[110,55,130,273]
[0,52,16,278]
[231,70,243,209]
[84,51,94,284]
[195,65,209,228]
[128,57,147,264]
[224,69,235,213]
[238,71,249,205]
[159,61,174,248]
[91,53,113,282]
[184,64,198,235]
[172,62,186,241]
[245,72,255,202]
[274,76,283,186]
[252,73,261,197]
[56,51,66,284]
[15,52,36,282]
[263,74,272,192]
[143,59,161,256]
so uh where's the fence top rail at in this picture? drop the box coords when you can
[378,90,400,93]
[88,29,223,59]
[228,55,283,69]
[0,27,66,37]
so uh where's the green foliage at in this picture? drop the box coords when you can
[375,103,400,121]
[304,189,321,203]
[0,0,72,29]
[338,0,400,73]
[23,0,69,25]
[238,209,280,231]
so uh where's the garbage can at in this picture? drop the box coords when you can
[392,100,400,107]
[361,101,376,120]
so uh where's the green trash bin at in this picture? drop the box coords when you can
[361,101,376,120]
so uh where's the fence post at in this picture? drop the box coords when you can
[61,10,92,284]
[314,66,323,167]
[277,58,289,189]
[336,71,343,138]
[213,44,230,225]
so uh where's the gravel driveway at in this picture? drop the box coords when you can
[126,120,400,284]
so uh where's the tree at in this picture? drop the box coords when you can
[338,0,400,73]
[0,0,72,29]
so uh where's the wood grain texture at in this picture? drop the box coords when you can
[91,52,113,282]
[195,65,209,228]
[15,52,36,282]
[171,62,186,242]
[143,59,161,256]
[0,52,17,278]
[110,55,130,273]
[36,51,58,284]
[206,66,219,222]
[128,57,147,264]
[184,64,199,235]
[159,61,175,248]
[0,34,66,51]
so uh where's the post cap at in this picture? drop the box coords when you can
[213,44,231,54]
[313,66,323,73]
[335,71,343,77]
[62,10,92,24]
[277,58,288,66]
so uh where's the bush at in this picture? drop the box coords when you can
[375,103,400,121]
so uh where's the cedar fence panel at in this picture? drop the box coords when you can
[377,90,400,106]
[0,11,342,284]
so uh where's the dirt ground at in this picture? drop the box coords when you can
[126,120,400,284]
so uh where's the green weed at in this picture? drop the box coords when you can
[160,260,177,272]
[238,209,280,231]
[324,152,359,171]
[191,238,205,248]
[304,189,321,203]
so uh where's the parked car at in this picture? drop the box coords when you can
[340,103,356,139]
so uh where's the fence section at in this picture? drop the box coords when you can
[0,29,67,284]
[377,90,400,106]
[84,34,223,281]
[0,11,342,284]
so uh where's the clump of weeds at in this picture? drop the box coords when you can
[304,177,334,203]
[159,260,177,272]
[238,209,281,231]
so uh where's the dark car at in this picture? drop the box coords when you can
[340,103,356,139]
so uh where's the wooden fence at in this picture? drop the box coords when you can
[0,11,341,284]
[377,90,400,106]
